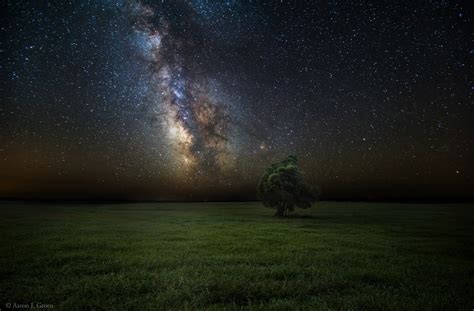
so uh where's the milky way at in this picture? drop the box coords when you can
[128,2,236,179]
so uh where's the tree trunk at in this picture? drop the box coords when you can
[275,203,285,217]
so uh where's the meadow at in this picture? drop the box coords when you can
[0,201,473,310]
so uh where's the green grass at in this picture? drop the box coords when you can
[0,201,473,310]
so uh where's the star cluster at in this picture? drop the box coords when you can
[1,1,472,200]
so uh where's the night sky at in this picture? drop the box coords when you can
[1,1,473,201]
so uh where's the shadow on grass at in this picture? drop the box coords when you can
[283,214,317,219]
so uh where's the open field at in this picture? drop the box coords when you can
[0,201,473,310]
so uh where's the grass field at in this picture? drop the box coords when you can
[0,201,473,310]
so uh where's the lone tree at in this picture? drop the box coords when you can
[257,155,319,217]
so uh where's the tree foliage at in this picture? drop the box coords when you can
[257,155,319,217]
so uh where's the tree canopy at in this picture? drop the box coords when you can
[257,155,319,217]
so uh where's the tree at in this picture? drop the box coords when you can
[257,155,319,217]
